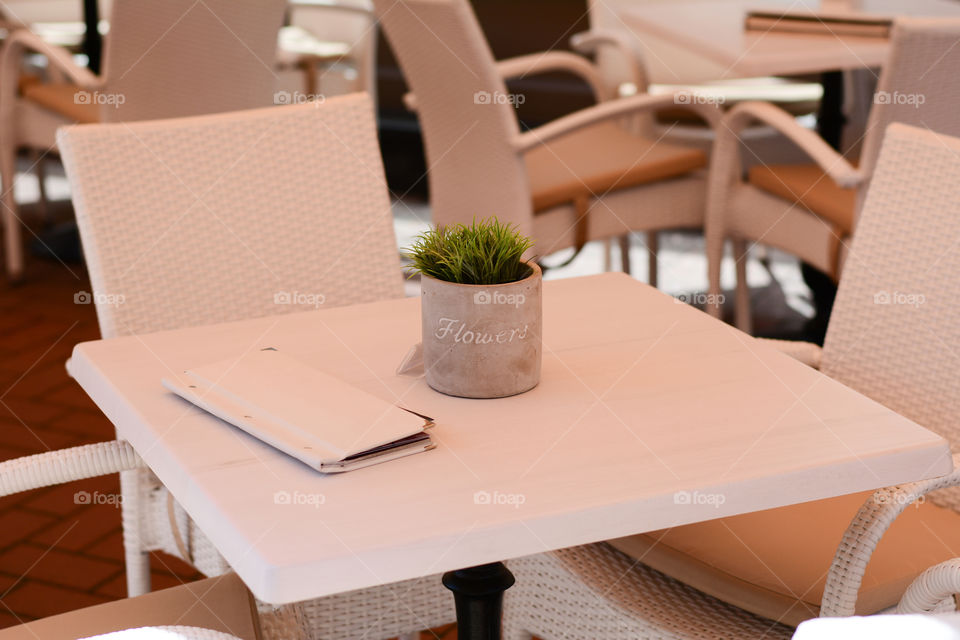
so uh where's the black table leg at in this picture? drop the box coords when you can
[443,562,515,640]
[816,70,846,149]
[82,0,102,73]
[800,70,845,344]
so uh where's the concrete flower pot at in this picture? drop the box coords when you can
[421,262,542,398]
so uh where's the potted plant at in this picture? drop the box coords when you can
[406,218,542,398]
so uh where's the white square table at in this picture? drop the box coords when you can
[67,274,952,637]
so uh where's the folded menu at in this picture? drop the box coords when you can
[745,10,892,38]
[162,348,435,473]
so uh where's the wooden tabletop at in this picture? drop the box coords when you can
[67,274,951,604]
[611,0,960,81]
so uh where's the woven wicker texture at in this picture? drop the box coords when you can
[855,19,960,180]
[0,440,140,497]
[817,124,960,617]
[821,454,960,617]
[58,96,404,338]
[821,123,960,462]
[101,0,285,123]
[503,544,793,639]
[897,558,960,614]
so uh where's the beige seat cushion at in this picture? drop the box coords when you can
[0,573,262,640]
[748,163,857,235]
[609,491,960,628]
[21,81,100,124]
[524,121,706,213]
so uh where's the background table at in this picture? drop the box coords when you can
[609,0,960,83]
[68,274,950,613]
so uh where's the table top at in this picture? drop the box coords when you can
[617,0,960,80]
[67,274,952,605]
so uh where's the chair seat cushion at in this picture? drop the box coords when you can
[0,573,262,640]
[21,82,100,124]
[608,491,960,628]
[524,121,706,213]
[748,163,857,234]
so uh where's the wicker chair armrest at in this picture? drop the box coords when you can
[405,48,611,111]
[717,101,864,189]
[513,90,719,153]
[757,338,823,369]
[570,29,647,96]
[821,452,960,617]
[1,28,101,89]
[898,558,960,614]
[0,441,142,498]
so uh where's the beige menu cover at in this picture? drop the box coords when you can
[162,349,433,472]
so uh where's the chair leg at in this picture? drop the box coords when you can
[733,239,752,334]
[1,143,23,282]
[706,232,725,319]
[119,468,152,596]
[602,238,613,272]
[645,232,657,287]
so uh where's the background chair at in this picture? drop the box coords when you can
[374,0,721,285]
[277,0,377,101]
[0,0,287,281]
[705,17,960,333]
[55,97,453,638]
[503,122,960,637]
[579,0,824,167]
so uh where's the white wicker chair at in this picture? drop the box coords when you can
[374,0,721,282]
[0,0,287,280]
[503,122,960,637]
[704,17,960,332]
[54,96,454,638]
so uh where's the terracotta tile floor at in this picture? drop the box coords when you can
[0,256,462,638]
